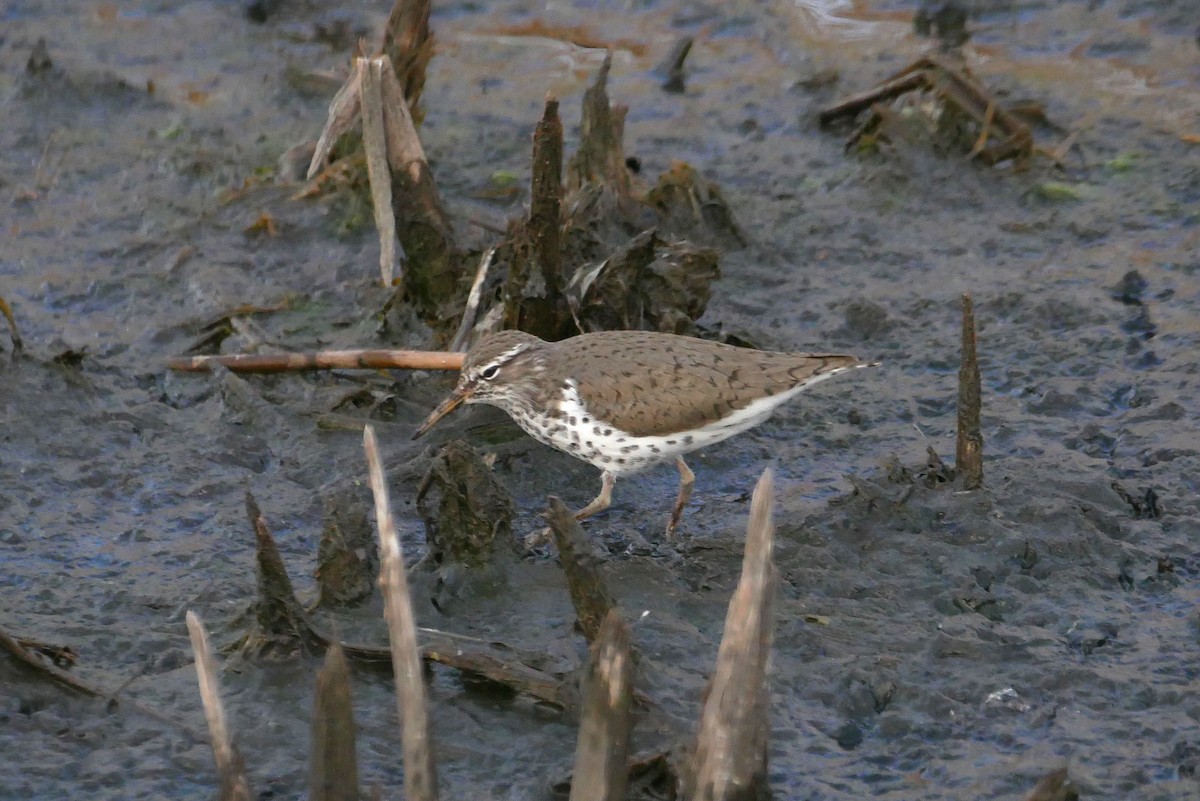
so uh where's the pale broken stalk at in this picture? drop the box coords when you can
[306,55,403,287]
[363,425,439,801]
[185,611,253,801]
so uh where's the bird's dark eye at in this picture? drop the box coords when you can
[480,365,500,380]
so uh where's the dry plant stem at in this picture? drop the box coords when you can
[569,610,633,801]
[361,57,400,287]
[185,612,254,801]
[307,59,364,180]
[448,247,496,352]
[363,425,439,801]
[546,497,614,644]
[166,349,464,374]
[956,293,984,490]
[688,469,777,801]
[309,642,360,801]
[0,293,23,355]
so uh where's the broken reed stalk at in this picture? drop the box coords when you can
[166,349,464,374]
[361,57,400,287]
[546,497,614,645]
[956,293,983,490]
[569,610,633,801]
[309,642,360,801]
[363,425,439,801]
[185,611,254,801]
[687,469,777,801]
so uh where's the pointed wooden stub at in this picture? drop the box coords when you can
[687,469,777,801]
[309,641,360,801]
[955,293,983,490]
[569,610,632,801]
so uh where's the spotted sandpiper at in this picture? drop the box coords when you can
[413,330,873,538]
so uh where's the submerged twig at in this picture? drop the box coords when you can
[956,293,983,490]
[166,349,464,374]
[687,469,777,801]
[186,612,254,801]
[364,425,439,801]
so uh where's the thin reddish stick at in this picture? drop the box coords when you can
[167,349,464,374]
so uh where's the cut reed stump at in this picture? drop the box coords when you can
[546,496,615,645]
[568,610,633,801]
[956,293,983,490]
[309,642,361,801]
[685,469,778,801]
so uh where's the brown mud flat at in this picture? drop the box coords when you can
[2,1,1199,799]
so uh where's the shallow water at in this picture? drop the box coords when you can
[2,0,1199,798]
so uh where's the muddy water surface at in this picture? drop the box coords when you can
[2,1,1199,799]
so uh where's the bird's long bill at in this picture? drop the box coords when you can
[411,388,470,440]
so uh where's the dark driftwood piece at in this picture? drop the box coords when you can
[166,349,464,374]
[1,623,204,739]
[186,612,254,801]
[819,54,1034,166]
[240,491,323,658]
[568,611,633,801]
[309,642,361,801]
[956,293,983,490]
[546,497,614,644]
[364,425,439,801]
[686,469,777,801]
[0,624,95,697]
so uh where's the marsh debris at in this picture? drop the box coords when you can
[819,54,1034,167]
[415,439,515,570]
[314,491,377,609]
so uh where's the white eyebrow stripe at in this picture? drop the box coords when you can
[476,343,528,376]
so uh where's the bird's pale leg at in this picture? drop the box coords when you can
[665,457,695,539]
[574,471,615,521]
